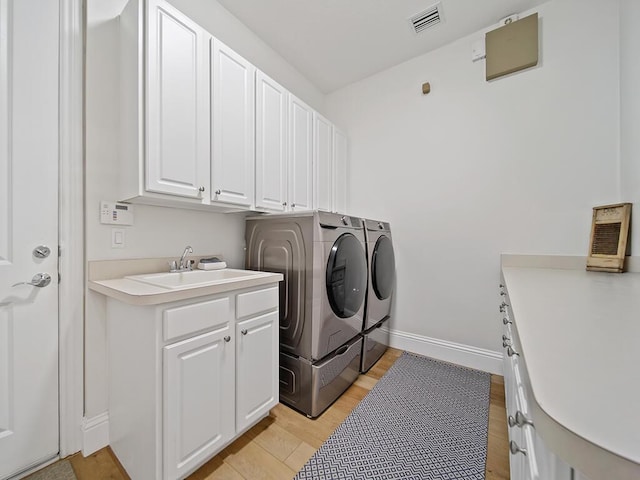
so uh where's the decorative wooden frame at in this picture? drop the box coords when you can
[586,203,632,273]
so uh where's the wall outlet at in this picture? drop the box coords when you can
[472,40,486,61]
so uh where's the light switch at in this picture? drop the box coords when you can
[112,228,125,249]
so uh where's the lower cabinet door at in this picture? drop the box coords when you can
[236,311,279,432]
[164,327,235,479]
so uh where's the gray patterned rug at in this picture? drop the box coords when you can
[294,352,491,480]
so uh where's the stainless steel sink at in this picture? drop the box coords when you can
[125,268,267,290]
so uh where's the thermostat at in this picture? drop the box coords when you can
[100,201,134,225]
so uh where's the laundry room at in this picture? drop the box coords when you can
[1,0,639,479]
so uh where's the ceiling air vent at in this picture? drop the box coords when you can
[409,3,443,34]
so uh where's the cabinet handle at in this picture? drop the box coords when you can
[241,329,248,335]
[509,440,527,456]
[507,346,519,357]
[508,415,517,427]
[198,186,205,192]
[503,317,512,325]
[502,334,511,348]
[215,189,221,195]
[224,335,231,342]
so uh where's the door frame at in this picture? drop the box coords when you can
[58,0,84,458]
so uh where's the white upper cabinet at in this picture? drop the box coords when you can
[288,95,314,212]
[333,127,348,214]
[119,0,346,213]
[145,0,210,199]
[255,71,288,212]
[211,38,255,207]
[314,113,333,212]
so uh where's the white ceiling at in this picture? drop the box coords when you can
[216,0,551,93]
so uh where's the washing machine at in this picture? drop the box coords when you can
[245,211,367,417]
[361,219,395,373]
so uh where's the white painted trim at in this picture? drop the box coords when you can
[58,0,84,458]
[385,328,503,375]
[81,413,110,457]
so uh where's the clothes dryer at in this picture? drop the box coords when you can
[245,211,367,417]
[361,219,395,372]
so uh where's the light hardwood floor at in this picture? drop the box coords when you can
[63,348,509,480]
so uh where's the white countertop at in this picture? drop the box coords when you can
[89,271,283,305]
[502,265,640,478]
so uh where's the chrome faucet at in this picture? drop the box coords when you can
[170,246,193,272]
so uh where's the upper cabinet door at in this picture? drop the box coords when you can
[333,128,348,214]
[314,113,333,212]
[288,96,314,212]
[146,0,210,199]
[255,71,287,212]
[211,38,255,207]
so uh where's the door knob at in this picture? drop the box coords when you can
[12,273,52,288]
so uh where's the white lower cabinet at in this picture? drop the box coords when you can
[500,287,572,480]
[107,284,279,480]
[236,310,278,432]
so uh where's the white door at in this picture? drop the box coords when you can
[255,70,287,212]
[211,38,255,207]
[146,0,210,199]
[0,0,60,478]
[288,95,313,212]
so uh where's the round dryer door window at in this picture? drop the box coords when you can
[372,235,395,300]
[326,233,367,318]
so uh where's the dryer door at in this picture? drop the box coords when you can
[326,233,367,318]
[372,235,395,300]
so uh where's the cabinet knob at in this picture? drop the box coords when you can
[507,346,519,357]
[241,329,248,335]
[198,186,205,192]
[515,410,534,427]
[508,415,517,427]
[282,202,287,207]
[509,440,527,456]
[224,335,231,342]
[503,317,512,325]
[499,283,504,288]
[500,291,506,296]
[215,189,221,195]
[291,203,296,208]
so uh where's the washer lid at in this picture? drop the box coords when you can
[372,235,395,300]
[326,233,367,318]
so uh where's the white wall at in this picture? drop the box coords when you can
[84,0,325,417]
[325,0,621,352]
[620,0,640,254]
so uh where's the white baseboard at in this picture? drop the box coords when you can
[81,412,109,457]
[385,328,503,375]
